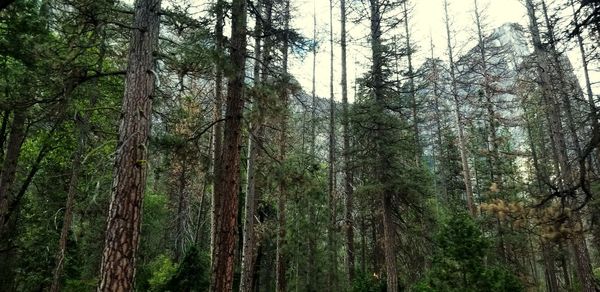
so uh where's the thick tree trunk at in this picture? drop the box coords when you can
[571,217,597,292]
[0,109,26,291]
[97,0,160,289]
[0,110,25,228]
[209,0,247,290]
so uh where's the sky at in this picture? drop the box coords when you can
[182,0,596,102]
[287,0,532,102]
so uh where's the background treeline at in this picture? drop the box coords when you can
[1,0,600,291]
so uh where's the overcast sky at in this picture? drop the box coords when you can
[185,0,595,102]
[288,0,530,101]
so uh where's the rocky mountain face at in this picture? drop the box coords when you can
[416,22,587,193]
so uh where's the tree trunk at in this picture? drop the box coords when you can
[444,0,475,216]
[542,243,560,292]
[473,0,501,190]
[570,217,597,292]
[276,2,290,291]
[240,125,260,292]
[97,16,157,289]
[209,0,247,289]
[571,0,600,268]
[428,39,448,201]
[240,4,263,289]
[0,109,26,291]
[403,1,419,166]
[527,1,597,290]
[327,0,338,289]
[174,161,188,261]
[369,0,398,290]
[210,0,225,263]
[0,110,10,163]
[559,242,572,289]
[381,193,398,292]
[97,0,160,289]
[310,0,317,158]
[50,117,86,292]
[340,0,354,284]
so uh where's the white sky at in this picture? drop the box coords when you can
[286,0,594,102]
[182,0,596,102]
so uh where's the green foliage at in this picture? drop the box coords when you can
[165,246,210,292]
[136,191,171,289]
[413,213,523,292]
[352,271,386,292]
[147,255,178,291]
[140,248,211,292]
[63,278,97,292]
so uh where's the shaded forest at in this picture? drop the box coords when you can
[1,0,600,291]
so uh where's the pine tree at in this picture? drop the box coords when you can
[210,0,247,289]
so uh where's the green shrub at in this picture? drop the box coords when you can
[147,254,178,291]
[165,246,210,292]
[351,271,386,292]
[413,213,523,292]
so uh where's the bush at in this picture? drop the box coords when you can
[147,255,178,291]
[352,271,386,292]
[165,246,210,292]
[413,213,523,292]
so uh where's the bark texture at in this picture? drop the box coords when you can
[0,109,26,291]
[97,0,160,289]
[239,3,263,289]
[340,0,355,283]
[209,0,247,289]
[210,0,225,260]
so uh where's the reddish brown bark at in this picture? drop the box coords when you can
[97,0,160,289]
[209,0,247,289]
